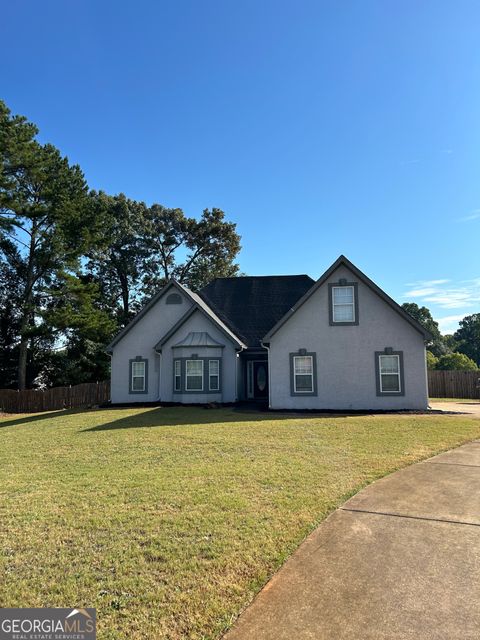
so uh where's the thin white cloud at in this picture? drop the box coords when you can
[405,279,450,288]
[403,278,480,311]
[458,209,480,222]
[440,149,453,154]
[400,159,421,166]
[407,287,439,297]
[423,292,472,308]
[436,315,464,334]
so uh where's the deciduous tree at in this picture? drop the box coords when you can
[454,313,480,366]
[436,352,478,371]
[402,302,446,356]
[86,192,147,326]
[142,206,240,292]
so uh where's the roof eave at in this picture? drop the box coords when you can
[155,304,246,353]
[262,255,431,342]
[105,280,178,353]
[106,279,246,354]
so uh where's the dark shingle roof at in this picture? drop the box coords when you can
[199,275,315,347]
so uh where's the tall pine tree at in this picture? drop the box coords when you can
[0,100,91,389]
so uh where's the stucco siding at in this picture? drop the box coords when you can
[268,265,428,410]
[160,310,238,403]
[110,292,193,403]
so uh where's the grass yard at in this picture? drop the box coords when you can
[1,407,480,639]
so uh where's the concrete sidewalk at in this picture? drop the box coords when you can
[225,441,480,639]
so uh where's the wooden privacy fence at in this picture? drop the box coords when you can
[428,370,480,399]
[0,381,110,413]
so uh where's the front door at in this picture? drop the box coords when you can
[247,360,268,400]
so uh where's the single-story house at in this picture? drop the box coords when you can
[107,255,431,410]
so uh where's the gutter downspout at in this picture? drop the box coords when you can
[156,349,162,402]
[260,341,271,409]
[106,351,112,403]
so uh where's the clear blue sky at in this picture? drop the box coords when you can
[2,1,479,333]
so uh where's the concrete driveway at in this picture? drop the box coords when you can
[225,440,480,639]
[430,400,480,416]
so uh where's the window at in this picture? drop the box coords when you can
[209,360,219,391]
[290,352,317,396]
[332,286,355,323]
[130,359,146,392]
[174,360,181,392]
[186,359,203,391]
[173,357,222,393]
[290,351,317,396]
[378,354,401,393]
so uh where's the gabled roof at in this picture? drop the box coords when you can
[155,297,245,352]
[172,332,224,348]
[199,275,315,347]
[262,255,433,343]
[106,280,245,354]
[106,257,430,355]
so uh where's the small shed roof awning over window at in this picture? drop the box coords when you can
[172,332,225,348]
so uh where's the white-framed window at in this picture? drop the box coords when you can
[379,354,401,393]
[209,360,220,391]
[131,360,146,392]
[332,285,355,323]
[186,359,203,391]
[293,355,314,393]
[174,360,181,392]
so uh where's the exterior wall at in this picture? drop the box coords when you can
[268,265,428,410]
[110,292,193,403]
[160,310,239,403]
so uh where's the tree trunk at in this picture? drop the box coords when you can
[119,272,130,325]
[17,334,29,390]
[17,223,36,390]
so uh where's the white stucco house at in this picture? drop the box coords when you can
[107,255,431,410]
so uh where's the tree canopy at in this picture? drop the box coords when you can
[401,302,446,356]
[435,352,478,371]
[2,98,478,390]
[454,313,480,366]
[0,100,241,389]
[0,101,92,388]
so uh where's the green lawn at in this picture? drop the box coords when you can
[1,407,480,639]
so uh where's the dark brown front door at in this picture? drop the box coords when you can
[253,361,268,399]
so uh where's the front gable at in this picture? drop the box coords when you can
[106,281,194,354]
[155,303,245,353]
[263,257,429,410]
[157,306,240,401]
[262,255,432,344]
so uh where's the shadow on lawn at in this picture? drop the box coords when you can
[0,408,93,429]
[80,406,349,432]
[0,405,354,433]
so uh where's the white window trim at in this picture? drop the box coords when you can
[209,360,220,391]
[174,360,181,392]
[186,359,204,391]
[131,361,146,392]
[293,355,314,393]
[379,354,401,393]
[332,285,355,323]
